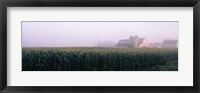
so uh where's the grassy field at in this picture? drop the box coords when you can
[22,48,178,71]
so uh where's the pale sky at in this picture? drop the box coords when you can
[22,21,178,47]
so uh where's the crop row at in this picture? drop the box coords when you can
[22,48,178,71]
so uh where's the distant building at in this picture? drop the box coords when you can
[162,40,178,48]
[116,39,131,48]
[116,35,149,48]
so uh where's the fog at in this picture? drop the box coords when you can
[22,22,178,47]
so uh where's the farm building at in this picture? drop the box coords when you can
[162,40,178,48]
[115,39,131,48]
[116,35,149,48]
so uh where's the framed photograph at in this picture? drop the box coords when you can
[0,0,199,93]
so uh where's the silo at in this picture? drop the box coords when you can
[133,35,139,48]
[129,36,134,47]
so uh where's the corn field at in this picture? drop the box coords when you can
[22,48,178,71]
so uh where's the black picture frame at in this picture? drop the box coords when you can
[0,0,199,93]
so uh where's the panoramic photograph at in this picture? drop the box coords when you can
[22,21,178,71]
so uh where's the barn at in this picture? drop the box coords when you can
[116,35,149,48]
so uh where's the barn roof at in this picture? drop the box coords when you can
[118,39,129,43]
[116,39,130,47]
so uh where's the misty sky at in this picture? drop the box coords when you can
[22,21,178,47]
